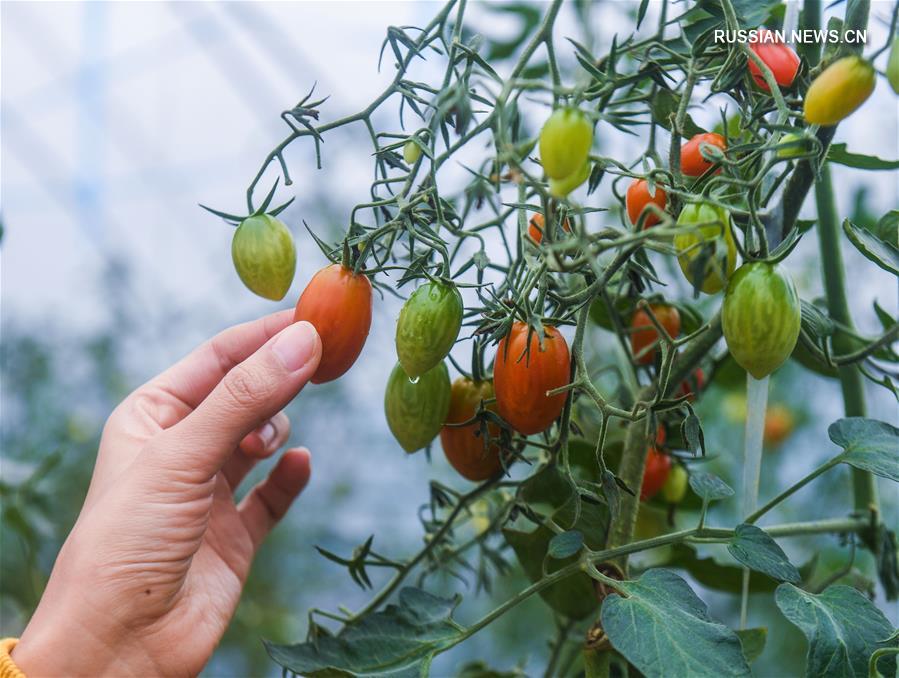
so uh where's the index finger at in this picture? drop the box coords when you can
[149,309,295,411]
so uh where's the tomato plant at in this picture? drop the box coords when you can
[747,30,800,91]
[384,360,451,452]
[722,262,801,379]
[674,202,737,294]
[231,214,297,301]
[803,55,876,125]
[395,280,463,378]
[293,264,372,383]
[680,132,726,177]
[528,213,571,244]
[626,178,667,229]
[677,366,705,401]
[630,304,681,365]
[440,377,502,481]
[640,447,671,501]
[494,322,570,435]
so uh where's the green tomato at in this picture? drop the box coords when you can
[549,160,591,198]
[888,38,899,95]
[662,465,688,504]
[776,132,811,160]
[384,360,451,453]
[395,281,463,378]
[231,214,297,301]
[723,262,801,379]
[403,139,422,165]
[539,108,593,180]
[674,202,737,295]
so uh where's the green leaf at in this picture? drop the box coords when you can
[775,583,897,678]
[829,417,899,483]
[875,210,898,246]
[827,144,899,171]
[548,530,584,559]
[735,627,767,664]
[727,524,801,583]
[264,587,462,676]
[681,414,706,456]
[688,471,734,502]
[843,219,899,276]
[664,543,801,594]
[601,569,751,677]
[649,89,706,139]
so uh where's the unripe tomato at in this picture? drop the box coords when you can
[549,160,591,198]
[626,178,668,229]
[528,213,571,244]
[748,30,800,91]
[403,139,422,164]
[674,202,737,294]
[384,361,451,453]
[630,304,681,365]
[680,133,726,177]
[722,262,801,379]
[293,264,372,384]
[776,132,812,160]
[395,281,463,379]
[494,322,570,435]
[764,403,795,447]
[231,215,297,301]
[803,55,875,126]
[440,377,502,481]
[539,108,593,180]
[662,464,688,503]
[888,38,899,94]
[677,367,705,402]
[640,447,671,501]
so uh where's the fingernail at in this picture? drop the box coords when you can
[258,421,277,448]
[272,321,320,371]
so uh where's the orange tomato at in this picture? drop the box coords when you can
[626,178,668,229]
[494,322,571,435]
[440,378,503,481]
[641,447,672,501]
[764,404,795,447]
[630,305,681,365]
[528,213,571,244]
[680,133,726,177]
[293,264,372,384]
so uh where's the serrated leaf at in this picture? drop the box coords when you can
[829,417,899,482]
[727,524,801,583]
[601,569,751,677]
[827,144,899,171]
[735,627,767,664]
[775,583,897,678]
[843,219,899,276]
[688,471,734,502]
[548,530,584,559]
[264,587,462,676]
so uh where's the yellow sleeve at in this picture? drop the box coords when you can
[0,639,25,678]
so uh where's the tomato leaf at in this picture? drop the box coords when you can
[829,417,899,483]
[688,471,734,502]
[827,143,899,171]
[264,587,462,676]
[600,569,751,677]
[775,584,898,678]
[649,89,706,139]
[681,414,705,456]
[800,300,835,339]
[735,627,768,664]
[727,524,801,583]
[843,219,899,276]
[548,530,584,559]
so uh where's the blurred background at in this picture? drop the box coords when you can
[1,2,896,676]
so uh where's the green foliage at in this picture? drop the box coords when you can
[727,524,800,583]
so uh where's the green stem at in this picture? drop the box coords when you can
[745,456,842,524]
[815,165,878,514]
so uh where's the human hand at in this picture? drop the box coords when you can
[12,311,321,677]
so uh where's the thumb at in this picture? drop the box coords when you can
[150,321,321,480]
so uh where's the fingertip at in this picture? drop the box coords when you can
[278,447,312,493]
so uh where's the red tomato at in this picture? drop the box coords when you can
[293,264,372,384]
[494,322,571,435]
[630,305,681,365]
[680,133,727,177]
[641,447,672,501]
[677,367,706,402]
[748,30,800,91]
[440,378,503,481]
[528,213,571,244]
[626,179,668,229]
